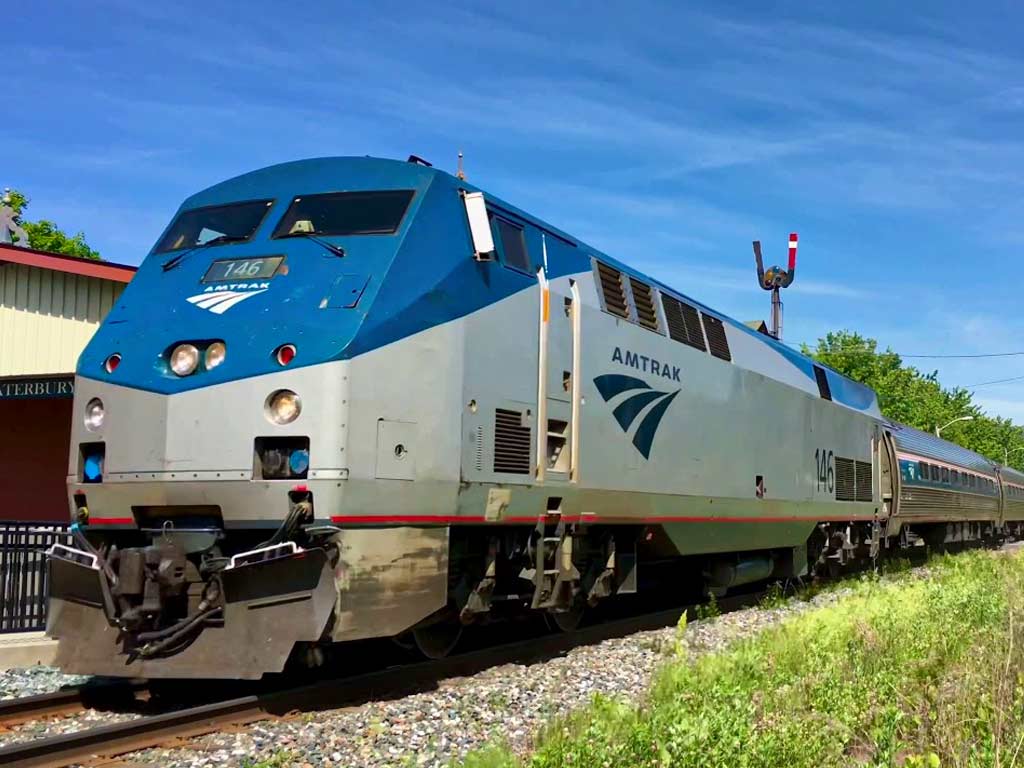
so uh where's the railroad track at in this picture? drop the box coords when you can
[0,680,146,729]
[0,592,761,768]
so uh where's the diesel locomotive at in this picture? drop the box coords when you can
[46,156,1022,678]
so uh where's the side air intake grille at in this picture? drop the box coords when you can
[493,409,531,475]
[855,461,873,501]
[701,313,731,361]
[814,366,832,401]
[628,277,659,331]
[662,295,706,351]
[596,262,629,319]
[834,456,873,502]
[835,457,856,501]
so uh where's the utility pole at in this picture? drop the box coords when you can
[753,233,798,340]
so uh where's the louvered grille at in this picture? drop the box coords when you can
[701,313,731,361]
[855,460,873,501]
[474,426,484,471]
[493,409,531,474]
[835,457,856,501]
[629,277,659,331]
[662,294,706,351]
[596,262,629,319]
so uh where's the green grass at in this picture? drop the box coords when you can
[461,550,1024,768]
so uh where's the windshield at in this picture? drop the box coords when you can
[154,200,274,253]
[272,190,414,238]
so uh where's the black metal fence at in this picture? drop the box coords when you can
[0,522,70,634]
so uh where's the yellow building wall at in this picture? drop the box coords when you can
[0,263,125,376]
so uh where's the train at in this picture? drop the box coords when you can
[45,155,1022,679]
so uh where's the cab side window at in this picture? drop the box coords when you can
[490,215,532,274]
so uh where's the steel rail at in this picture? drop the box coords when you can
[0,681,145,728]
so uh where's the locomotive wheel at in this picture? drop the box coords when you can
[412,621,463,659]
[546,600,585,633]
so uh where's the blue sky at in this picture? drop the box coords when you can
[6,1,1024,420]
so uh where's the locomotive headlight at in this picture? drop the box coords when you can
[84,398,105,431]
[170,343,200,376]
[205,342,227,370]
[266,390,301,425]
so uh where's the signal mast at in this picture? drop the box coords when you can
[753,233,798,341]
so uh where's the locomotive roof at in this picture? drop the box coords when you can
[890,422,997,475]
[176,156,878,415]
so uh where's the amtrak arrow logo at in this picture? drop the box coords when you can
[186,289,267,315]
[594,374,680,459]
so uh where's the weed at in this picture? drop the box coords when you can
[693,592,720,620]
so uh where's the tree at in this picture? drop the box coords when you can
[803,330,1024,470]
[2,189,100,260]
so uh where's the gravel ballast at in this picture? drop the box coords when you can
[0,568,937,765]
[127,581,882,768]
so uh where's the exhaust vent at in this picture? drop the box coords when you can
[474,426,484,472]
[596,262,629,319]
[662,295,706,351]
[701,313,732,361]
[628,277,659,332]
[493,409,531,475]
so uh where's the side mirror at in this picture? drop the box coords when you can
[463,192,495,261]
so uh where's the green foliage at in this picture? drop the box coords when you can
[803,330,1024,470]
[3,189,100,260]
[461,550,1024,768]
[693,592,720,620]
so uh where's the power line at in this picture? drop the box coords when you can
[961,374,1024,389]
[790,344,1024,360]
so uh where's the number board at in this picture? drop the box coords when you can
[202,256,284,283]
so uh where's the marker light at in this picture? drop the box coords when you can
[84,398,105,431]
[205,342,227,370]
[275,344,297,366]
[104,353,121,373]
[170,344,200,376]
[289,448,310,475]
[83,453,103,482]
[266,390,301,425]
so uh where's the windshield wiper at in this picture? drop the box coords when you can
[277,231,346,258]
[161,235,250,272]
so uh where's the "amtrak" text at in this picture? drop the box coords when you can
[611,347,681,381]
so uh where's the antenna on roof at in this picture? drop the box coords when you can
[456,151,466,181]
[752,232,798,341]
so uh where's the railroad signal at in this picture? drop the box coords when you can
[753,232,798,340]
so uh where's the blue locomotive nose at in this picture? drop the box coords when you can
[75,157,439,395]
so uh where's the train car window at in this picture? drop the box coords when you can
[931,465,940,481]
[941,467,949,483]
[919,461,928,478]
[951,469,958,484]
[155,199,274,253]
[490,216,532,273]
[970,475,976,487]
[272,190,414,238]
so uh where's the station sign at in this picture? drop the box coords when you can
[0,375,74,400]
